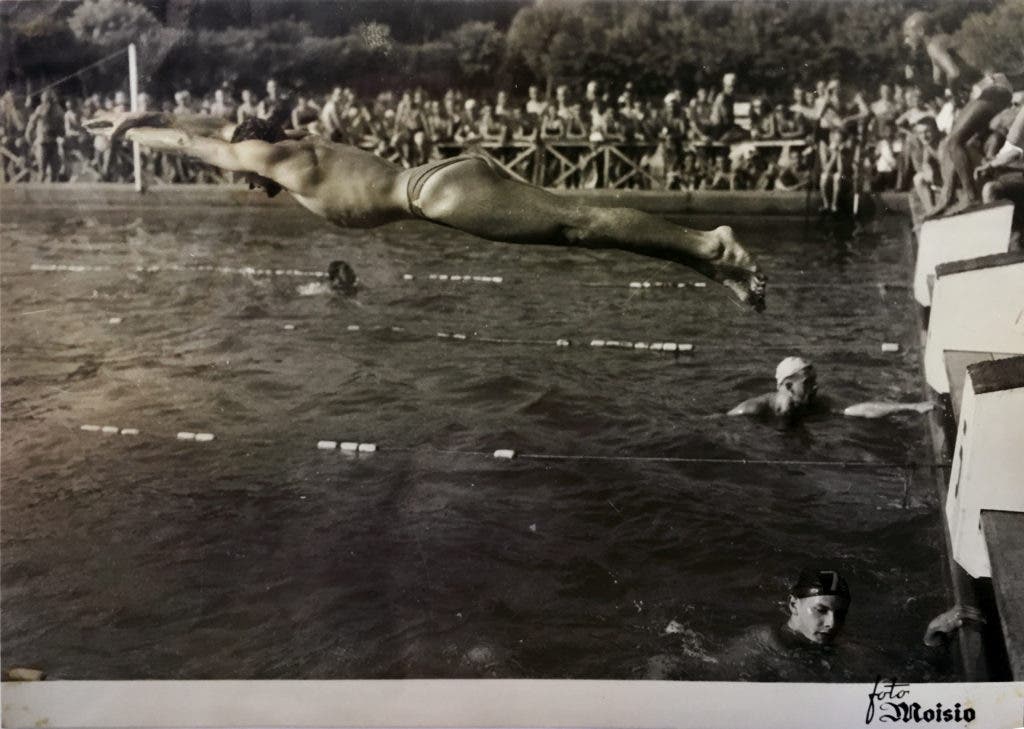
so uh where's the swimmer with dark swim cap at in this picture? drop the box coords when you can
[644,568,983,680]
[327,260,359,295]
[648,568,852,680]
[783,570,978,650]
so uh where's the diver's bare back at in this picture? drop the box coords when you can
[287,139,412,228]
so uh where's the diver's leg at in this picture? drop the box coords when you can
[913,172,934,208]
[419,160,765,310]
[928,100,1002,218]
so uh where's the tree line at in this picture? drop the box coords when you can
[2,0,1022,99]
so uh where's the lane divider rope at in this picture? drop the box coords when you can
[26,263,908,291]
[72,423,942,470]
[79,424,214,442]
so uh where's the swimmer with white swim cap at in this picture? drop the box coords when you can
[728,357,933,420]
[82,112,765,311]
[728,356,826,419]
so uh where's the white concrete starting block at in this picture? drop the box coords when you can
[945,356,1024,578]
[924,252,1024,394]
[913,201,1015,308]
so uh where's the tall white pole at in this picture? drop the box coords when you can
[128,43,143,193]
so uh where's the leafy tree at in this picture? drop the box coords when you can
[506,0,588,91]
[444,21,505,87]
[404,40,459,94]
[955,0,1024,75]
[1,10,98,90]
[68,0,160,49]
[353,21,395,55]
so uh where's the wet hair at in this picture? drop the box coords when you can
[230,118,286,198]
[790,570,850,600]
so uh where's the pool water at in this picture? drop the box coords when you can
[1,201,952,680]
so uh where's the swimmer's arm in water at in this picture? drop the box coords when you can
[923,605,984,647]
[841,401,933,418]
[728,393,773,416]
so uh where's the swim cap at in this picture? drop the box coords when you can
[790,570,850,600]
[776,356,813,385]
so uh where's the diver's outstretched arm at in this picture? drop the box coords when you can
[85,110,237,143]
[83,111,295,178]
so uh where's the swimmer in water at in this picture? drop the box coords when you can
[709,570,980,681]
[772,569,851,648]
[644,569,852,680]
[727,356,934,420]
[327,260,358,295]
[83,112,765,311]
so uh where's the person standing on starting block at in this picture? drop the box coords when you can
[83,111,766,311]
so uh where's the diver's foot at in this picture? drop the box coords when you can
[700,225,767,312]
[941,198,981,218]
[923,203,974,221]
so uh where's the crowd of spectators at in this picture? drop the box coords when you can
[2,70,1020,204]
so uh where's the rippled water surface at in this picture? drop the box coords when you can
[1,201,951,680]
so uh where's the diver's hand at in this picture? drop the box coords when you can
[83,111,168,143]
[923,605,984,647]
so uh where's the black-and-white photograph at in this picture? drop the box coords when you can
[2,0,1023,725]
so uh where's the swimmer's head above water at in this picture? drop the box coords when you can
[327,260,358,295]
[786,569,850,645]
[727,356,819,419]
[230,118,286,198]
[775,356,817,411]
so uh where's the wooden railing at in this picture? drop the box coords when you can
[435,139,809,190]
[0,145,31,183]
[2,137,810,190]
